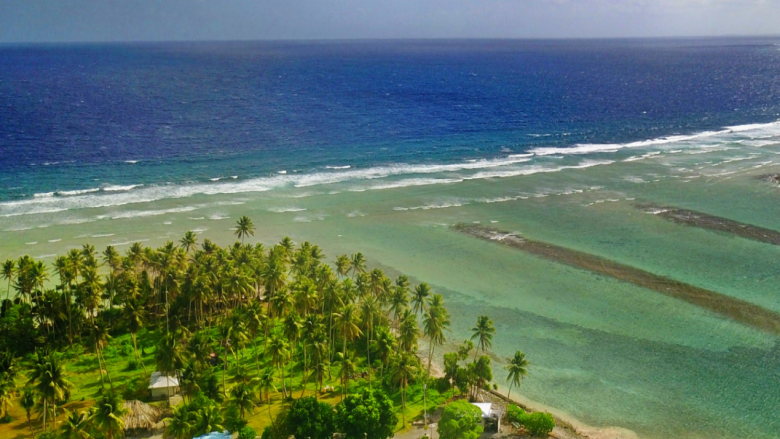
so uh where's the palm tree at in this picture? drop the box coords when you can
[0,379,13,420]
[360,295,381,389]
[165,405,193,439]
[334,304,362,361]
[59,409,91,439]
[195,403,224,435]
[1,260,15,303]
[180,231,198,253]
[229,381,258,419]
[154,333,185,397]
[336,352,356,400]
[371,326,396,383]
[411,282,431,316]
[88,321,114,390]
[391,352,418,427]
[89,390,127,439]
[267,333,290,398]
[125,301,148,376]
[27,353,73,431]
[398,310,419,354]
[423,295,451,380]
[505,351,529,401]
[349,253,366,278]
[234,216,255,243]
[20,388,35,435]
[470,315,496,359]
[335,255,350,278]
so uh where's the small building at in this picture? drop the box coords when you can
[471,402,501,432]
[148,371,179,399]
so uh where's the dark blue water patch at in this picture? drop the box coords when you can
[1,38,780,200]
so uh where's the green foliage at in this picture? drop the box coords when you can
[272,396,336,439]
[224,403,248,432]
[525,412,555,437]
[335,389,397,439]
[506,404,526,423]
[239,426,258,439]
[121,375,150,401]
[438,400,483,439]
[35,432,57,439]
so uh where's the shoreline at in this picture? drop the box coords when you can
[420,347,639,439]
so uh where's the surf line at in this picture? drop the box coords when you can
[454,223,780,335]
[636,203,780,246]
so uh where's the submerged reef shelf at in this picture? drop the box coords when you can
[636,203,780,246]
[454,223,780,336]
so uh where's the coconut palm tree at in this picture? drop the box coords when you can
[154,333,185,397]
[334,304,362,362]
[391,352,418,427]
[165,405,193,439]
[195,403,224,435]
[229,381,258,419]
[267,333,290,398]
[349,253,366,278]
[398,310,419,354]
[234,216,255,243]
[335,352,356,400]
[411,282,431,316]
[470,315,496,359]
[180,231,198,253]
[28,353,73,431]
[371,326,396,383]
[0,379,14,420]
[1,260,15,303]
[335,255,350,278]
[423,295,451,380]
[360,295,381,389]
[59,409,91,439]
[505,350,529,401]
[88,321,113,390]
[20,388,34,435]
[125,300,148,376]
[90,390,127,439]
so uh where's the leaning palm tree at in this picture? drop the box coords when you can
[336,352,357,401]
[505,350,529,401]
[234,216,255,243]
[391,352,418,427]
[335,255,350,278]
[165,405,193,439]
[1,260,15,302]
[59,409,91,439]
[470,315,496,359]
[89,390,127,439]
[267,333,290,398]
[371,326,396,383]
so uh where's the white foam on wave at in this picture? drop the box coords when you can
[48,239,61,243]
[326,165,351,170]
[58,188,100,196]
[100,206,198,220]
[394,201,467,211]
[91,233,115,238]
[268,207,307,213]
[125,160,139,164]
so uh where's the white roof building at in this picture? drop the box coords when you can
[148,371,179,399]
[472,403,493,418]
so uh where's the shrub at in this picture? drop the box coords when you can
[121,376,151,401]
[125,358,140,371]
[35,432,57,439]
[506,404,526,424]
[335,389,397,439]
[285,396,335,439]
[438,400,483,439]
[224,403,247,432]
[238,426,257,439]
[0,414,12,423]
[525,411,555,437]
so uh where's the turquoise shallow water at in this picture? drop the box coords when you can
[3,124,780,438]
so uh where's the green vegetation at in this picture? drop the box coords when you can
[0,215,531,439]
[438,400,483,439]
[505,404,555,437]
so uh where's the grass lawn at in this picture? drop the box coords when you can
[0,330,456,439]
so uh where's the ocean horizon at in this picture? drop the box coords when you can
[2,38,780,438]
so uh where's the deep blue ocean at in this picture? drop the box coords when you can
[2,38,780,201]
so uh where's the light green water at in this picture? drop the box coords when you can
[3,136,780,438]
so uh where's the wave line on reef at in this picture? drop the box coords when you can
[454,223,780,335]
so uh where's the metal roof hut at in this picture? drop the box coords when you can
[123,400,162,431]
[149,371,180,399]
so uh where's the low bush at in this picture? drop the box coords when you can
[239,426,258,439]
[505,404,526,424]
[525,411,555,437]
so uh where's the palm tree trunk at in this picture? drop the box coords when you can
[507,382,513,402]
[96,342,105,390]
[366,325,371,390]
[42,399,46,431]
